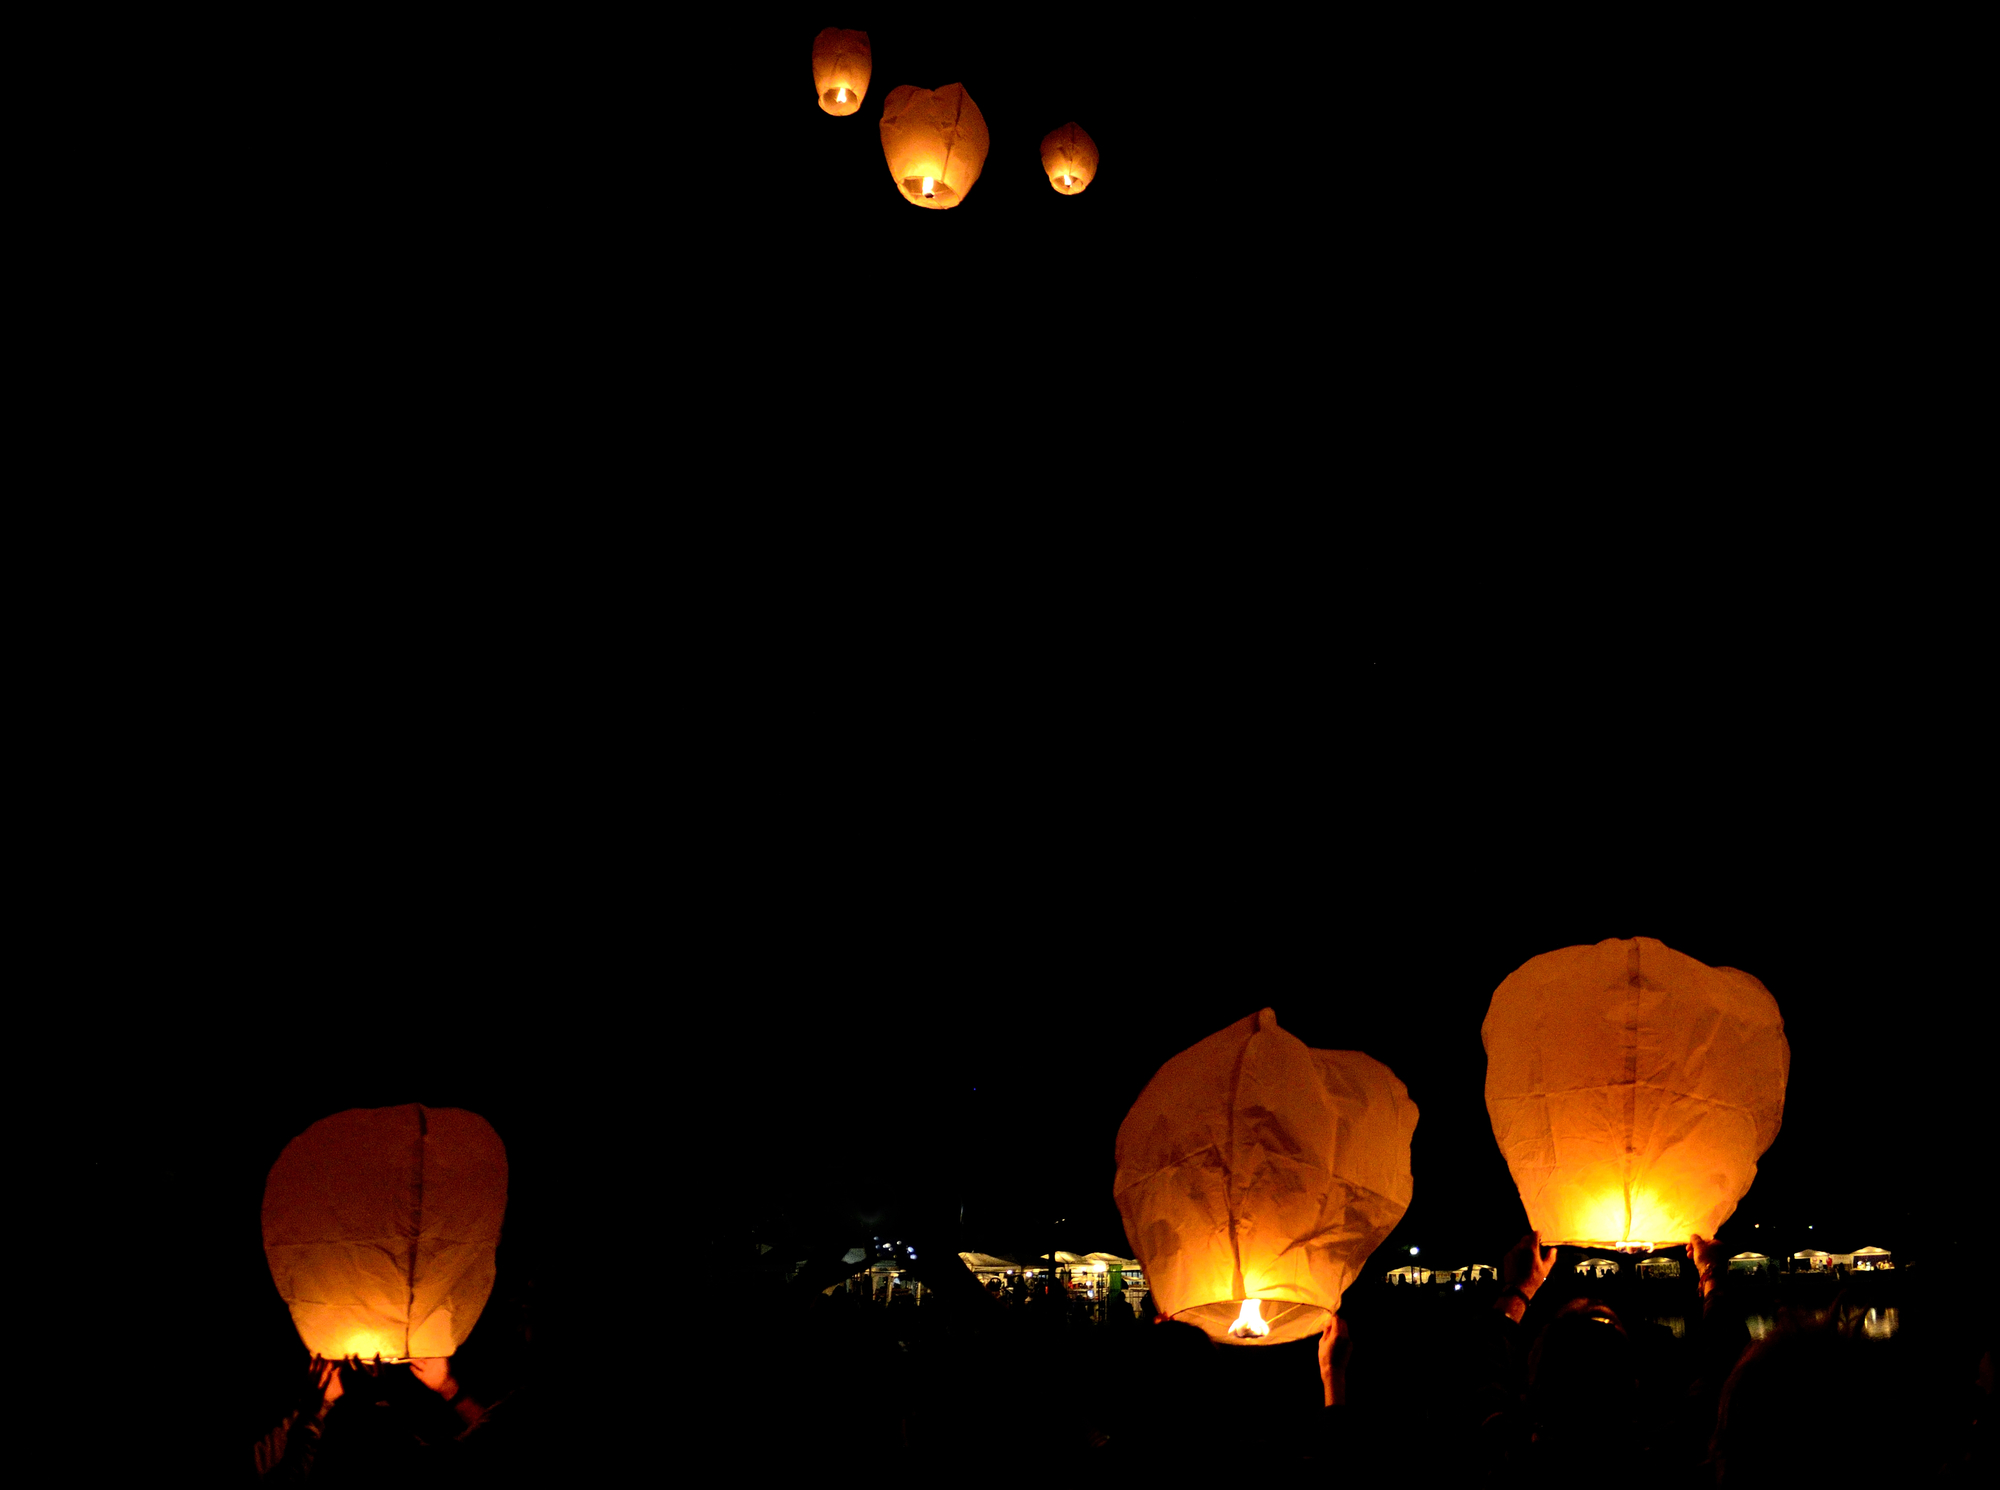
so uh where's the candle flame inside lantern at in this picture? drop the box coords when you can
[837,87,846,102]
[1228,1298,1270,1339]
[922,176,934,197]
[1063,175,1072,186]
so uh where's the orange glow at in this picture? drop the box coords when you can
[880,85,990,209]
[1484,938,1788,1250]
[812,29,872,116]
[263,1105,508,1365]
[1116,1009,1416,1346]
[1040,121,1099,194]
[1228,1298,1270,1339]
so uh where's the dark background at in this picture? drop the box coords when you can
[61,12,1983,1474]
[131,9,1975,486]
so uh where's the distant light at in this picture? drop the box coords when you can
[1454,1284,1462,1291]
[1410,1246,1419,1255]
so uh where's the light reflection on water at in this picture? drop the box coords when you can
[1862,1306,1899,1340]
[1643,1309,1901,1342]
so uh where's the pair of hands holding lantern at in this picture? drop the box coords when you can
[307,1353,460,1415]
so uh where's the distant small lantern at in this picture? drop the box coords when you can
[1039,121,1099,195]
[879,83,990,209]
[1115,1008,1417,1345]
[1483,937,1789,1252]
[811,28,871,116]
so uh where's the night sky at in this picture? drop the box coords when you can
[71,18,1978,1471]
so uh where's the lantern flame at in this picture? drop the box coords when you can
[922,176,934,197]
[837,87,846,103]
[1063,175,1072,187]
[1227,1298,1270,1339]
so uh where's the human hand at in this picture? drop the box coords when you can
[1688,1234,1724,1294]
[409,1357,459,1401]
[308,1355,343,1412]
[1318,1315,1352,1407]
[1501,1230,1557,1300]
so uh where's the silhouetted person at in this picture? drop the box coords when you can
[1710,1319,1927,1487]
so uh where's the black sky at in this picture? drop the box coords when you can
[62,19,1982,1480]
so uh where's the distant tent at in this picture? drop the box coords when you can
[958,1252,1021,1272]
[1852,1245,1893,1270]
[1385,1265,1432,1285]
[1574,1256,1620,1277]
[1792,1249,1832,1271]
[1728,1251,1772,1274]
[1467,1263,1498,1281]
[1636,1255,1683,1278]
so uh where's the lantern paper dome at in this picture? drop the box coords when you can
[1039,121,1099,195]
[811,27,871,116]
[1114,1008,1417,1346]
[879,83,990,209]
[262,1104,508,1363]
[1483,937,1788,1252]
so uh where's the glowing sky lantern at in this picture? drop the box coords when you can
[1039,121,1099,195]
[1115,1009,1417,1345]
[879,83,990,209]
[262,1104,508,1363]
[1483,937,1788,1251]
[811,27,871,117]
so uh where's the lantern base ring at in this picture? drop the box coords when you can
[1173,1298,1329,1346]
[898,177,960,208]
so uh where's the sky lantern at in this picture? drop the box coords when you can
[811,28,871,116]
[879,83,990,208]
[1039,121,1099,194]
[1483,936,1788,1252]
[262,1104,508,1363]
[1114,1008,1417,1345]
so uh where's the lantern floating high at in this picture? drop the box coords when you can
[1039,121,1099,195]
[879,83,990,209]
[1483,937,1788,1252]
[811,28,871,116]
[1115,1008,1417,1346]
[262,1104,508,1364]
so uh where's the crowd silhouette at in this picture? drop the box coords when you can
[701,1225,1993,1486]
